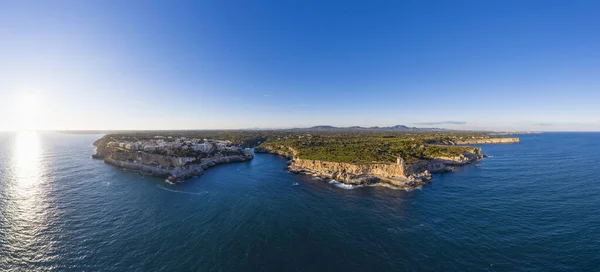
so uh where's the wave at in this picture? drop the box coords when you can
[156,185,207,196]
[366,183,416,191]
[327,180,363,189]
[325,179,421,191]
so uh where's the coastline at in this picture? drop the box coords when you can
[100,153,253,183]
[255,146,484,189]
[92,137,253,183]
[455,137,520,144]
[91,132,519,188]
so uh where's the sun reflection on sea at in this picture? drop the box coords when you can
[3,131,55,266]
[12,131,45,199]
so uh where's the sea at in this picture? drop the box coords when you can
[1,132,599,271]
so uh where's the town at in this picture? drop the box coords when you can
[104,135,249,157]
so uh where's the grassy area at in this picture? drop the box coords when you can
[97,130,493,164]
[257,133,480,164]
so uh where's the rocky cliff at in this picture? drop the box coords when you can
[454,137,520,144]
[286,158,431,188]
[93,142,253,183]
[255,146,483,189]
[426,150,485,173]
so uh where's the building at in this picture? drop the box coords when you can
[193,142,211,152]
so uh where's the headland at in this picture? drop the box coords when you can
[93,128,519,188]
[93,134,253,183]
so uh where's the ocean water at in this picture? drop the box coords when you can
[1,132,599,271]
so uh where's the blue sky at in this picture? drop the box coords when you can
[1,0,599,131]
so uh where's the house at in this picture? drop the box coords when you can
[193,142,211,152]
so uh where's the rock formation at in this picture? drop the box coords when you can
[255,146,484,189]
[454,137,519,144]
[93,141,253,183]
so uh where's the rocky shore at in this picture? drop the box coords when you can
[93,142,253,183]
[92,132,512,188]
[454,137,520,144]
[255,146,484,189]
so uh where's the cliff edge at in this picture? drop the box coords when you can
[93,136,253,183]
[255,146,483,189]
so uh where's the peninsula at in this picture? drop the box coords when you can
[92,128,519,188]
[93,134,253,183]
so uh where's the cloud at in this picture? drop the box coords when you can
[533,123,553,126]
[413,121,467,125]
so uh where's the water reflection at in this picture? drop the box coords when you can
[2,131,54,267]
[13,131,43,191]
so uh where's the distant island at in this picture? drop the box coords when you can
[92,126,519,188]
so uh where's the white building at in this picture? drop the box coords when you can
[193,143,211,152]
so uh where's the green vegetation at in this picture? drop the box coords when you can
[257,133,480,164]
[96,130,500,164]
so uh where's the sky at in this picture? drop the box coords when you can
[1,0,599,131]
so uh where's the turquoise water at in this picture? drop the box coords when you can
[1,132,599,271]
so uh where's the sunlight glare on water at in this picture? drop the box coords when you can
[2,131,57,269]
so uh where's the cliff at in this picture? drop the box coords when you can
[286,158,430,188]
[255,146,483,189]
[454,137,519,144]
[426,150,485,173]
[93,140,253,183]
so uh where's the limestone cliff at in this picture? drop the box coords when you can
[256,146,483,188]
[93,141,253,183]
[454,137,519,144]
[286,158,431,188]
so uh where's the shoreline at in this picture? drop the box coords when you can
[455,137,520,144]
[254,147,484,189]
[92,137,253,183]
[98,153,253,183]
[92,132,518,188]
